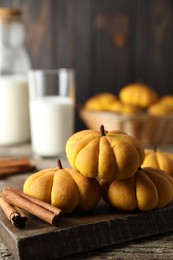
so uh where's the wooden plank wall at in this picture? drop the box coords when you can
[1,0,173,130]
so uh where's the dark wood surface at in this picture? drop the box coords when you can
[1,144,173,259]
[22,0,173,94]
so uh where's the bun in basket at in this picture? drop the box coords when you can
[119,83,159,109]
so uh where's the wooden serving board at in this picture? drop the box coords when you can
[1,175,173,259]
[1,200,173,259]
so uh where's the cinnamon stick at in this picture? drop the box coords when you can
[0,196,27,228]
[0,165,36,176]
[14,206,28,220]
[0,157,36,177]
[6,187,62,216]
[1,187,63,225]
[0,157,31,167]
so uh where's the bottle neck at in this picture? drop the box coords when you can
[0,9,31,75]
[0,16,25,47]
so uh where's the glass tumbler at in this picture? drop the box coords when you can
[28,69,75,158]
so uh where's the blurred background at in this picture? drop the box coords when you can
[1,0,173,131]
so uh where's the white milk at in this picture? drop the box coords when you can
[0,75,30,145]
[30,96,75,157]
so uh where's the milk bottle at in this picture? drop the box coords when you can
[0,75,30,145]
[0,8,31,145]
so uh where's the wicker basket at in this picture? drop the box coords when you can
[80,109,173,146]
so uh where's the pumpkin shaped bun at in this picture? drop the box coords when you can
[101,167,173,211]
[108,100,142,115]
[142,148,173,177]
[84,92,117,111]
[159,95,173,109]
[147,95,173,116]
[119,83,159,109]
[65,125,145,180]
[23,161,101,214]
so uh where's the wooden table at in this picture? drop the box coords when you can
[1,143,173,260]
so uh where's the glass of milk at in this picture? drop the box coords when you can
[28,69,75,158]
